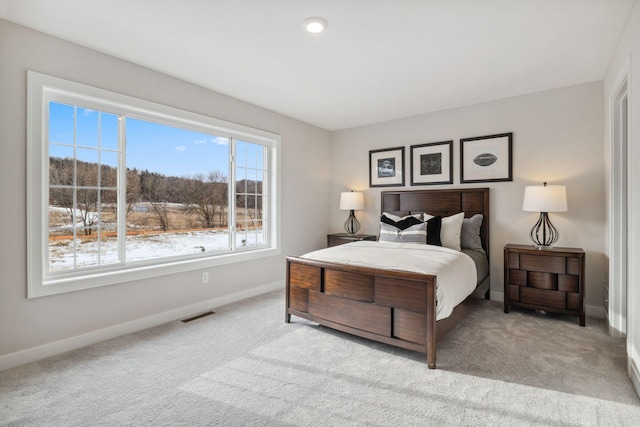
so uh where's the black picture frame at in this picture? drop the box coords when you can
[369,146,405,187]
[410,141,453,186]
[460,132,513,183]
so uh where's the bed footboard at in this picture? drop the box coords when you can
[285,256,439,368]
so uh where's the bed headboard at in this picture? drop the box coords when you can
[381,188,490,258]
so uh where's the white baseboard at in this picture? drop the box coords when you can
[490,290,505,302]
[609,325,627,338]
[489,290,606,319]
[0,280,284,373]
[586,305,607,319]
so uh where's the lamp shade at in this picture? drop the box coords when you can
[340,191,364,211]
[522,185,567,213]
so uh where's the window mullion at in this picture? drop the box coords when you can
[263,148,269,246]
[229,137,236,251]
[43,98,52,278]
[72,106,78,270]
[97,112,102,266]
[118,116,126,264]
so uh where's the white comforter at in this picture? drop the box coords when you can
[301,241,477,320]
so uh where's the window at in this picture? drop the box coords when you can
[28,71,280,297]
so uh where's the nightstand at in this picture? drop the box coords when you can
[504,244,585,326]
[327,233,377,247]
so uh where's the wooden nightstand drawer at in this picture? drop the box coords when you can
[528,271,558,290]
[504,244,585,326]
[508,269,527,286]
[327,233,377,247]
[520,287,566,309]
[519,254,566,274]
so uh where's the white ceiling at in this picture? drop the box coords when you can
[0,0,636,130]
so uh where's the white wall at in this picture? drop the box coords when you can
[0,19,332,368]
[331,82,606,314]
[604,0,640,397]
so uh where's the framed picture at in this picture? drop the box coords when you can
[460,132,513,183]
[369,146,405,187]
[410,141,453,186]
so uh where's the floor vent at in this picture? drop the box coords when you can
[181,311,215,323]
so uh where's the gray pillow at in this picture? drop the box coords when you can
[379,221,427,244]
[461,214,484,253]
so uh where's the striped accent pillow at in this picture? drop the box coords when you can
[379,221,428,244]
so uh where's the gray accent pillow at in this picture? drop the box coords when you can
[461,214,484,253]
[379,221,427,244]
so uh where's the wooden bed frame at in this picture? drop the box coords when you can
[285,188,490,369]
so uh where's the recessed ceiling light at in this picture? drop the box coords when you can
[303,17,327,34]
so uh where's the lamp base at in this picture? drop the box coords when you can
[529,212,559,248]
[344,210,361,235]
[531,244,554,251]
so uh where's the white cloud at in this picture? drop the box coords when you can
[82,108,95,116]
[176,146,187,152]
[194,138,207,144]
[212,136,229,145]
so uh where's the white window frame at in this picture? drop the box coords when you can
[27,71,281,298]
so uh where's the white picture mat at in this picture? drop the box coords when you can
[411,143,451,184]
[461,135,511,181]
[370,149,404,186]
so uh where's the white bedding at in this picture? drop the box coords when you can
[301,241,477,320]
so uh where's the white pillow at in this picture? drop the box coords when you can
[424,212,464,251]
[382,212,422,222]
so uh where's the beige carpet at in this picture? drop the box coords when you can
[1,289,638,426]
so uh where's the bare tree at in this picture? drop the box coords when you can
[125,168,142,217]
[140,170,171,231]
[49,157,100,235]
[235,179,263,229]
[183,171,228,228]
[49,159,234,236]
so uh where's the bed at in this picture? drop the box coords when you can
[285,188,490,369]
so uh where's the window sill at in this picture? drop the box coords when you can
[29,246,281,298]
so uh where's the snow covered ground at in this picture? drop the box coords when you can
[49,228,264,272]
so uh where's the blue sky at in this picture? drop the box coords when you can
[48,102,231,178]
[126,118,229,177]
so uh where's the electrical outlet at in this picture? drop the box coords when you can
[202,272,209,284]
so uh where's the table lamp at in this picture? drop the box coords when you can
[340,191,364,235]
[522,182,567,249]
